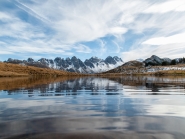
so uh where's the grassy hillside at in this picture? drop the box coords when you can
[154,70,185,76]
[99,60,145,76]
[98,61,185,76]
[0,62,81,77]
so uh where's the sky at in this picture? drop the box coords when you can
[0,0,185,62]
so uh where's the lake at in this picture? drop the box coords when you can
[0,76,185,139]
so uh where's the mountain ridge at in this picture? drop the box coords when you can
[101,55,185,75]
[5,56,123,74]
[4,55,185,75]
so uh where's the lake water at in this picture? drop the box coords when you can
[0,76,185,139]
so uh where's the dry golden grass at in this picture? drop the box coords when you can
[155,70,185,76]
[0,76,80,90]
[0,62,82,77]
[99,63,185,76]
[0,70,28,77]
[153,64,185,68]
[98,70,185,76]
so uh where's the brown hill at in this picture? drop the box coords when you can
[98,60,185,76]
[0,62,81,77]
[101,60,145,74]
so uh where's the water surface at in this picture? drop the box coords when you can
[0,76,185,139]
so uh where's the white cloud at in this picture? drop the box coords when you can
[0,51,13,54]
[15,0,51,23]
[0,39,74,56]
[143,0,185,13]
[128,12,185,36]
[2,0,145,58]
[176,3,185,12]
[96,39,107,56]
[120,32,185,61]
[0,11,11,20]
[1,0,185,60]
[121,43,185,62]
[143,33,185,45]
[112,41,121,53]
[15,0,149,44]
[9,46,65,54]
[120,0,185,62]
[110,27,128,35]
[0,11,46,40]
[73,44,92,53]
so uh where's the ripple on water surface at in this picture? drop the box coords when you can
[0,76,185,139]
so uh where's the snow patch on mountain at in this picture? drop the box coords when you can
[146,66,185,73]
[5,56,123,74]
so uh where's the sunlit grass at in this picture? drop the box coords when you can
[0,62,80,77]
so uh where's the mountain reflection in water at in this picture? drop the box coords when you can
[0,76,185,139]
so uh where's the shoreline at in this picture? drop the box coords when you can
[96,70,185,76]
[1,70,185,77]
[1,62,185,77]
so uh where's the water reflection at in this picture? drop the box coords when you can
[0,76,185,139]
[3,76,185,96]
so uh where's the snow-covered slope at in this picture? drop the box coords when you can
[146,66,185,73]
[84,56,123,73]
[6,56,124,74]
[59,56,124,73]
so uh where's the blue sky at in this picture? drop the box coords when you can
[0,0,185,62]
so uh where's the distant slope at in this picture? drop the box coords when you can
[99,56,185,76]
[0,62,80,77]
[102,60,145,74]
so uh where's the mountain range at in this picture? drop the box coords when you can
[144,55,185,66]
[4,55,185,75]
[103,55,185,75]
[5,56,123,73]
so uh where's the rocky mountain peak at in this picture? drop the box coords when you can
[27,58,34,63]
[66,57,70,60]
[54,57,61,62]
[65,57,72,65]
[5,56,123,73]
[113,56,123,62]
[150,55,162,63]
[123,60,144,67]
[144,55,173,66]
[71,56,78,60]
[105,56,117,64]
[89,57,102,63]
[144,55,163,66]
